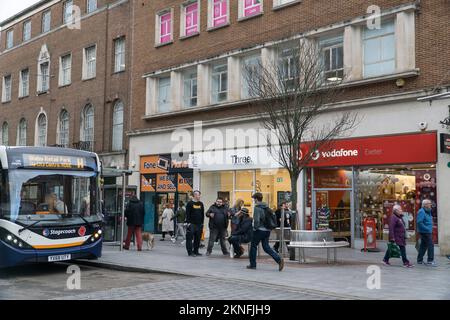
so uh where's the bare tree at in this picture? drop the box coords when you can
[244,38,358,229]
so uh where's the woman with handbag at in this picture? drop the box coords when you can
[383,205,414,268]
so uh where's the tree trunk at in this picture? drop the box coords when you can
[289,172,299,230]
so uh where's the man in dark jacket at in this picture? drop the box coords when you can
[185,191,205,257]
[123,195,145,251]
[228,208,253,258]
[206,198,230,256]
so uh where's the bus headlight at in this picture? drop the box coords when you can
[0,228,33,250]
[6,235,13,242]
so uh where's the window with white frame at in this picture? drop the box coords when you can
[183,69,198,108]
[83,45,97,79]
[363,20,396,78]
[23,20,32,42]
[63,0,73,24]
[240,0,262,19]
[157,10,173,45]
[59,54,72,86]
[278,46,299,91]
[211,62,228,104]
[157,77,171,113]
[320,36,344,82]
[38,61,50,92]
[273,0,297,8]
[2,75,12,102]
[1,122,8,146]
[209,0,228,29]
[81,104,94,148]
[241,53,261,99]
[87,0,97,13]
[36,113,47,147]
[112,100,124,151]
[17,118,27,146]
[6,30,13,49]
[42,10,51,33]
[19,69,29,98]
[114,37,126,72]
[182,1,199,37]
[58,109,70,147]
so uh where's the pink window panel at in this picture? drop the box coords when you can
[185,2,199,36]
[213,0,228,28]
[159,12,172,44]
[243,0,261,18]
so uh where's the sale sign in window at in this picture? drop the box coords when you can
[185,2,199,36]
[213,0,228,27]
[243,0,261,18]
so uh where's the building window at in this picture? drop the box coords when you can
[2,75,12,102]
[38,62,50,92]
[6,30,13,49]
[241,53,261,99]
[363,20,396,78]
[59,54,72,86]
[1,122,8,146]
[183,69,198,108]
[58,109,70,147]
[63,0,73,24]
[112,100,124,151]
[81,104,94,149]
[114,37,126,73]
[211,62,228,104]
[83,45,97,80]
[320,36,344,82]
[156,10,173,45]
[19,69,29,98]
[182,1,199,37]
[157,77,171,113]
[42,10,51,33]
[87,0,97,13]
[240,0,262,19]
[209,0,228,29]
[36,113,47,147]
[278,46,299,91]
[273,0,297,8]
[23,20,32,42]
[17,118,27,146]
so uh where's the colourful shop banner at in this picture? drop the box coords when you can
[300,132,437,167]
[141,175,156,193]
[140,154,191,174]
[178,173,193,193]
[156,174,177,192]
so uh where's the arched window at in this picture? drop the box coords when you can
[36,113,47,147]
[58,109,70,147]
[81,104,94,150]
[17,118,27,146]
[112,100,124,151]
[1,122,8,146]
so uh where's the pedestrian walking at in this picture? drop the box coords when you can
[229,199,244,233]
[273,202,291,254]
[161,203,175,242]
[206,197,230,256]
[417,199,436,266]
[247,193,284,271]
[228,208,253,258]
[174,201,187,244]
[383,205,414,268]
[185,191,205,257]
[123,195,145,251]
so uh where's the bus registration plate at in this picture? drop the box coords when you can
[48,254,72,262]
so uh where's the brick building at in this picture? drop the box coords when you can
[126,0,450,255]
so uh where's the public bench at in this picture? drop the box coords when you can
[288,230,350,264]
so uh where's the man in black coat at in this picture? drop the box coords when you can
[228,208,253,258]
[123,195,145,251]
[206,197,230,256]
[185,191,205,257]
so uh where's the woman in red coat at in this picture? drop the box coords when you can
[383,205,414,268]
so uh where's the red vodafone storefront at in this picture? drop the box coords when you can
[302,132,438,247]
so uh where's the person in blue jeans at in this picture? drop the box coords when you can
[247,193,284,272]
[417,199,436,266]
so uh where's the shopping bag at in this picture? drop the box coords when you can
[388,242,401,259]
[201,229,205,241]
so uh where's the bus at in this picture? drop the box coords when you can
[0,146,103,268]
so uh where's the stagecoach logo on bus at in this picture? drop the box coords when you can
[41,227,88,239]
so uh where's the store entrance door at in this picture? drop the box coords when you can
[156,193,175,233]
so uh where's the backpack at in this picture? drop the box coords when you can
[262,207,277,230]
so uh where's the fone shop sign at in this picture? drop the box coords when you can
[440,133,450,154]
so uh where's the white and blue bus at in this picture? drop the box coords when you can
[0,147,103,268]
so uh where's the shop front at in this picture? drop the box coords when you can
[302,132,438,248]
[140,154,193,233]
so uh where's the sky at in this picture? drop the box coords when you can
[0,0,41,26]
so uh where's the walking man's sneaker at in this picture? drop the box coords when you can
[425,261,437,267]
[279,259,285,272]
[417,260,424,265]
[195,253,203,257]
[205,251,211,256]
[403,262,414,268]
[382,259,391,266]
[246,265,256,270]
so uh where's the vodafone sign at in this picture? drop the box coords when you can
[301,132,437,167]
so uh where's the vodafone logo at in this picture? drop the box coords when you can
[313,148,359,161]
[78,226,87,237]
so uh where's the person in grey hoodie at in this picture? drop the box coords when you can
[247,193,284,271]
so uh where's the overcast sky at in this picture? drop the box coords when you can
[0,0,41,26]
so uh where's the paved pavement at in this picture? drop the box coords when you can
[77,237,450,300]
